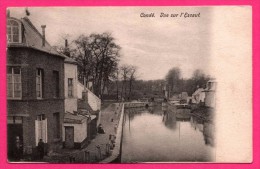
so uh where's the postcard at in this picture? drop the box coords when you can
[2,4,257,168]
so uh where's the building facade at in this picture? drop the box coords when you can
[7,16,65,160]
[204,80,217,108]
[192,88,206,104]
[64,57,78,113]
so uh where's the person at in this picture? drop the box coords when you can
[37,139,45,159]
[98,124,105,134]
[114,124,118,133]
[109,134,116,149]
[14,136,23,161]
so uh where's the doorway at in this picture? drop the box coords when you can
[65,126,74,148]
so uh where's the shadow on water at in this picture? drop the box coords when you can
[122,105,215,163]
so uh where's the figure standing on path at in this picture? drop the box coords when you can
[114,124,118,134]
[96,145,101,160]
[14,136,23,161]
[98,124,106,134]
[37,139,45,159]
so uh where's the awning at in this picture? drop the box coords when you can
[64,112,87,124]
[8,113,29,117]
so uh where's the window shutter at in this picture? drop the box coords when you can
[35,120,39,146]
[43,118,48,143]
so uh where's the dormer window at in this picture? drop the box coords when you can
[7,19,21,43]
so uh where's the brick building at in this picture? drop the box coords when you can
[63,54,99,149]
[7,16,65,160]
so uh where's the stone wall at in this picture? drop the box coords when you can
[100,103,124,163]
[77,82,101,111]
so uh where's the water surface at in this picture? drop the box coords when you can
[121,105,215,163]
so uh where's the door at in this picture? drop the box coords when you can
[7,123,23,161]
[65,126,74,148]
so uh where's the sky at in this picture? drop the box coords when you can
[9,7,212,80]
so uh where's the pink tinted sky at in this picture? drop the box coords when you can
[9,7,212,80]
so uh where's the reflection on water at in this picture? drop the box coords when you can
[121,105,215,163]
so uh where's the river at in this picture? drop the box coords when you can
[121,104,215,163]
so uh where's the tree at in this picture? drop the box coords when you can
[165,67,181,96]
[71,33,120,98]
[120,65,131,100]
[191,69,210,89]
[128,66,137,100]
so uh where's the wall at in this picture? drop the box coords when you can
[7,47,65,153]
[205,91,216,108]
[8,99,64,150]
[7,48,65,100]
[124,101,152,108]
[192,88,205,104]
[101,103,124,163]
[64,62,78,113]
[77,83,101,111]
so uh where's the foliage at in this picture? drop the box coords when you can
[58,33,121,98]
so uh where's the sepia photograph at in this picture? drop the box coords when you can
[6,6,252,163]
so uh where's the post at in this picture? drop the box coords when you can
[84,150,90,162]
[106,143,110,156]
[84,76,86,91]
[96,145,101,161]
[41,25,46,47]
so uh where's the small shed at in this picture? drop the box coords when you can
[63,112,91,149]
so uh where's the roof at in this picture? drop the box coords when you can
[64,112,87,124]
[7,17,64,59]
[208,79,217,83]
[77,99,94,113]
[192,88,205,96]
[64,55,77,64]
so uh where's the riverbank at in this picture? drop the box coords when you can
[191,105,215,123]
[41,102,123,163]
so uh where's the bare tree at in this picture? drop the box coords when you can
[120,65,131,100]
[128,66,137,100]
[165,67,181,96]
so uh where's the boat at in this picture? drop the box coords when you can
[175,103,191,109]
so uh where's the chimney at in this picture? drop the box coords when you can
[65,39,68,48]
[82,90,88,102]
[64,39,70,57]
[7,9,10,18]
[41,25,46,47]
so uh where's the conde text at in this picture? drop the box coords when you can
[140,12,201,18]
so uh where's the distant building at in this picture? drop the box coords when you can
[169,94,180,101]
[179,92,188,100]
[204,80,217,108]
[162,83,169,99]
[7,16,65,159]
[192,88,206,104]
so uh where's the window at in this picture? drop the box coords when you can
[7,67,22,99]
[7,19,21,43]
[68,78,73,97]
[7,116,23,124]
[35,114,47,144]
[53,71,59,98]
[36,114,45,122]
[53,113,60,139]
[36,69,43,98]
